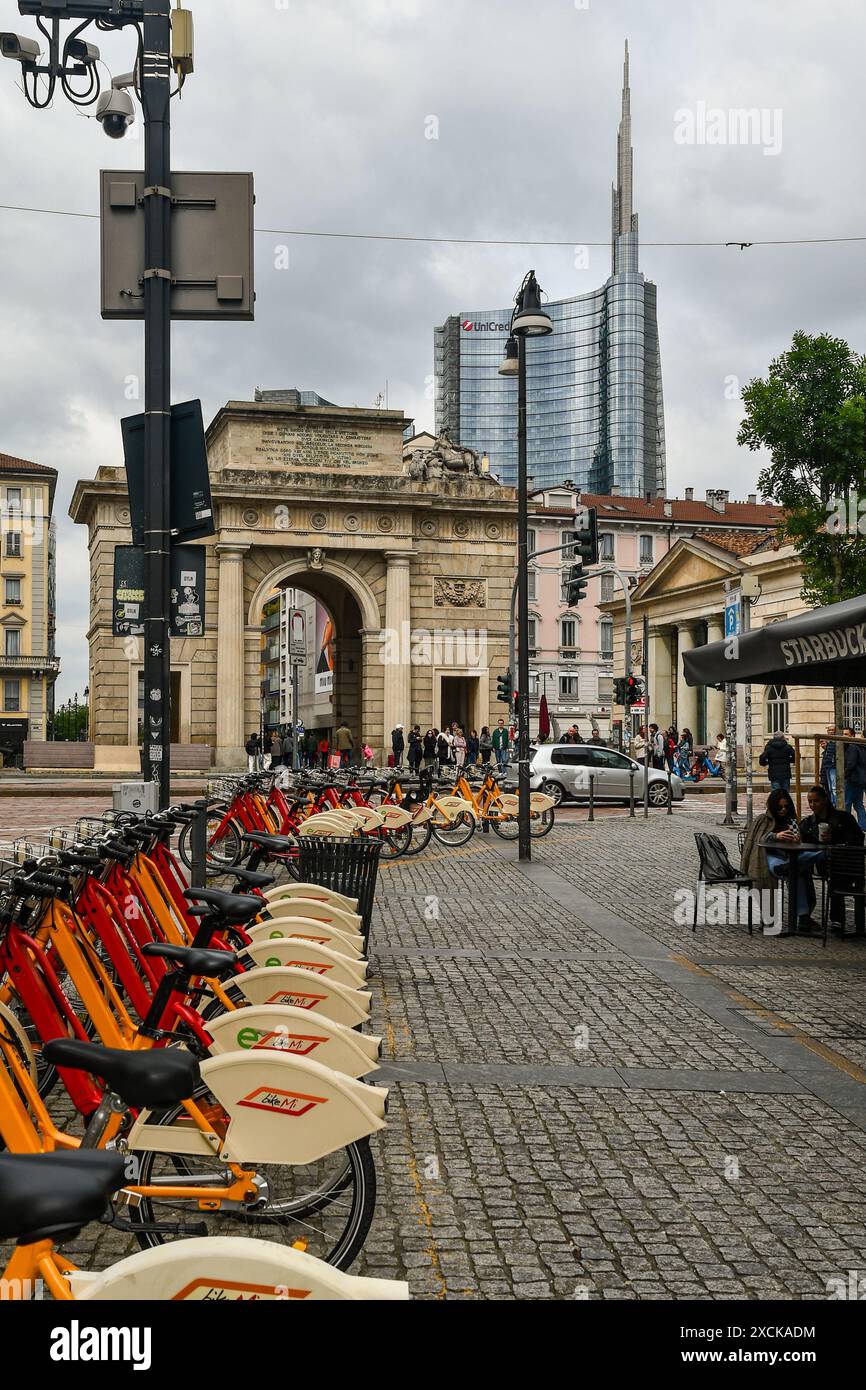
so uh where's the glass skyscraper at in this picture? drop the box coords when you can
[434,42,665,496]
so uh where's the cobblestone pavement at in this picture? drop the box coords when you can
[2,800,866,1300]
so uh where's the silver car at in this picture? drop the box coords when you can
[528,743,684,807]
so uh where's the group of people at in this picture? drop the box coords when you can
[244,721,373,773]
[631,724,713,775]
[391,719,512,775]
[741,782,865,935]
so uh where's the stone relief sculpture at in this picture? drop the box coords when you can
[434,577,487,608]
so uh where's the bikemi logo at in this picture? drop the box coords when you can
[50,1320,151,1372]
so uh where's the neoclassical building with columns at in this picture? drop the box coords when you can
[70,397,518,770]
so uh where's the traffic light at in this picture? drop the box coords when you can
[565,563,588,606]
[573,505,599,567]
[613,677,627,705]
[624,674,645,708]
[497,670,512,703]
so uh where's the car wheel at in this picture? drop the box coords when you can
[648,781,669,808]
[541,779,566,807]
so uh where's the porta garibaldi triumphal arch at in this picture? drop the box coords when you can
[70,396,518,769]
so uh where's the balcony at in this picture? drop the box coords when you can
[0,654,60,673]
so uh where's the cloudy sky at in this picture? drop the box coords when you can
[0,0,864,699]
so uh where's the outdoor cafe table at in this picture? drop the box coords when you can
[760,837,827,937]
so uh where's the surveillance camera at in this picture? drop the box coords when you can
[96,86,135,139]
[66,38,100,67]
[0,32,40,65]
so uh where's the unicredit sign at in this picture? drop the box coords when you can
[462,319,509,332]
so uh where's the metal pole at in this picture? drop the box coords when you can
[723,680,738,826]
[191,797,208,886]
[292,664,300,770]
[588,772,595,822]
[517,335,531,862]
[629,769,635,817]
[743,597,753,824]
[141,1,173,809]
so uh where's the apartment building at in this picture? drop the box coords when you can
[0,452,59,758]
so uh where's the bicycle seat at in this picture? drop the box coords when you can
[42,1039,201,1110]
[0,1151,127,1244]
[240,832,294,851]
[229,866,275,889]
[141,941,239,979]
[183,886,263,921]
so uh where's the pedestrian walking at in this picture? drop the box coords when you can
[759,731,795,792]
[391,724,405,769]
[492,718,509,774]
[423,728,437,769]
[843,728,866,831]
[245,732,261,772]
[436,729,450,774]
[479,726,493,765]
[466,728,479,766]
[335,721,354,768]
[407,725,422,772]
[317,733,330,769]
[269,732,282,769]
[820,727,838,805]
[631,725,647,760]
[362,742,374,768]
[281,727,294,769]
[665,726,678,772]
[453,726,467,770]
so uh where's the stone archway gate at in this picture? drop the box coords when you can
[70,398,518,769]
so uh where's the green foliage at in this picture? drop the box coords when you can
[737,331,866,603]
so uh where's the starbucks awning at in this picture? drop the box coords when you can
[682,593,866,688]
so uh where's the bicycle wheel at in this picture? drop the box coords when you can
[178,812,243,872]
[128,1094,377,1271]
[431,811,476,847]
[530,807,556,838]
[380,825,412,858]
[402,817,434,857]
[490,813,519,840]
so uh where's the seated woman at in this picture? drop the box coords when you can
[741,788,826,933]
[799,784,865,935]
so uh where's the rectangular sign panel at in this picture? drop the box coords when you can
[113,545,207,638]
[101,170,255,321]
[122,399,214,544]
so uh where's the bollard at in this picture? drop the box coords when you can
[191,797,208,886]
[588,773,595,823]
[666,771,673,816]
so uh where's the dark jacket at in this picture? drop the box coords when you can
[844,741,866,787]
[759,735,795,782]
[800,808,865,848]
[821,740,837,773]
[245,736,259,755]
[391,728,405,753]
[423,733,437,758]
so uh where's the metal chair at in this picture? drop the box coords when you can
[821,845,866,947]
[693,832,756,934]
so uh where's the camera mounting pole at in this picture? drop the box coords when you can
[140,0,172,805]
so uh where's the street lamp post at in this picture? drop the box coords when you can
[499,272,553,862]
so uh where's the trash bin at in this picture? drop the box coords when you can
[291,836,382,946]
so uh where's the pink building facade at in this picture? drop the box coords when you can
[527,485,782,740]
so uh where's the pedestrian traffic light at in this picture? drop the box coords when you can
[565,563,588,606]
[613,677,627,705]
[625,675,645,707]
[573,505,599,567]
[497,670,512,703]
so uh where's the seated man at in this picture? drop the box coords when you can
[799,784,865,935]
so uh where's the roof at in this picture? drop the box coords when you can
[533,490,783,528]
[691,528,775,557]
[0,452,57,479]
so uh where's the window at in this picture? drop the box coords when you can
[558,676,580,698]
[527,618,537,652]
[4,578,21,606]
[590,749,633,770]
[5,533,21,559]
[528,570,537,602]
[600,573,615,604]
[4,679,19,712]
[843,687,866,730]
[561,530,578,560]
[599,532,614,561]
[5,630,20,658]
[639,534,654,564]
[551,746,591,765]
[561,618,577,649]
[766,684,789,735]
[599,618,614,662]
[526,528,537,557]
[5,488,21,512]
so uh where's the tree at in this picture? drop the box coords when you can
[737,330,866,796]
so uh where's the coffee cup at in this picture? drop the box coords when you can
[818,822,831,844]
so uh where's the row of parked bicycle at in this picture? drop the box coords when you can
[0,804,409,1301]
[188,766,556,869]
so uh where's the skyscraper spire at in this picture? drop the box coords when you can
[611,39,638,274]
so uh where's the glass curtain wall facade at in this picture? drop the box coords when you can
[434,42,665,496]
